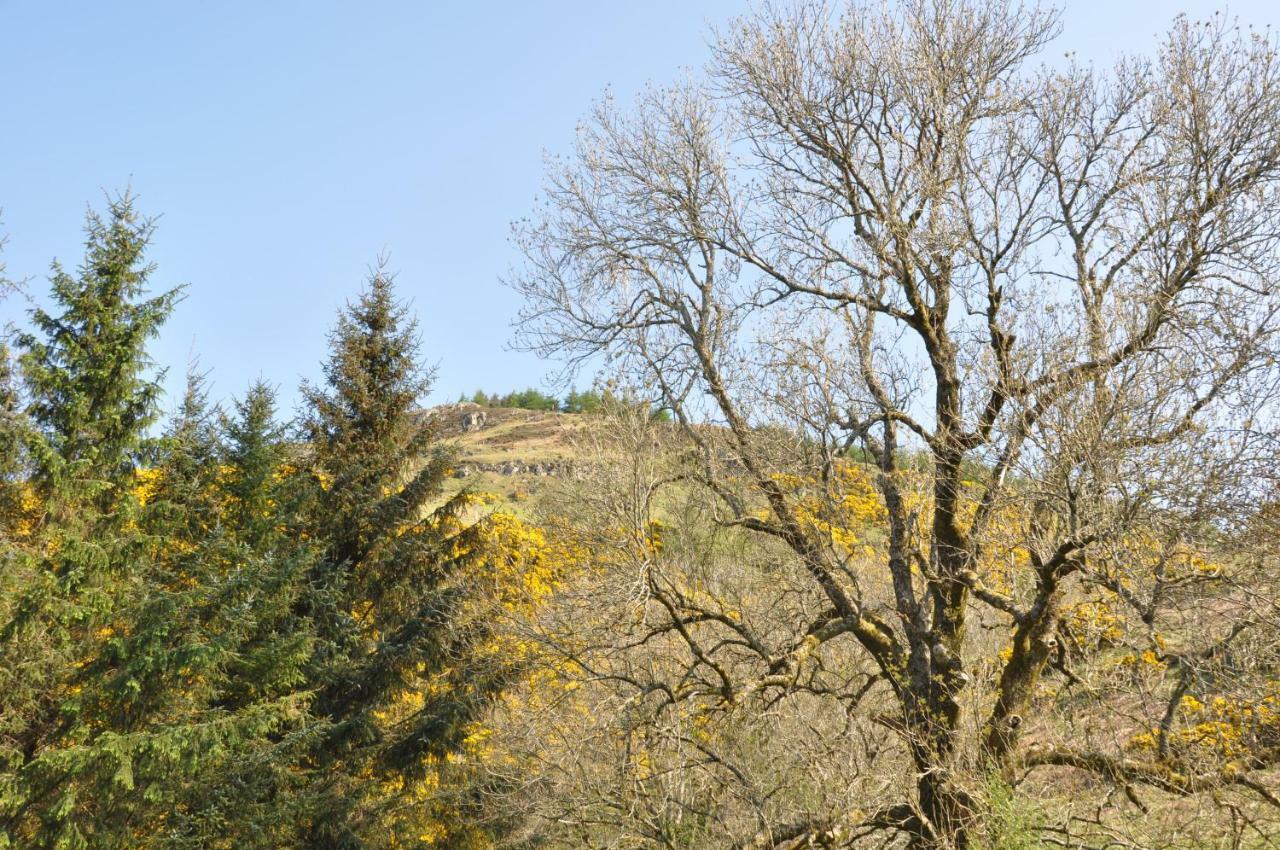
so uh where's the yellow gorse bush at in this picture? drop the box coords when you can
[366,504,589,848]
[771,463,887,558]
[1129,683,1280,762]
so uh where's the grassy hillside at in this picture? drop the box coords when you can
[434,404,591,515]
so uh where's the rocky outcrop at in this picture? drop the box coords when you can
[461,409,487,431]
[453,459,568,478]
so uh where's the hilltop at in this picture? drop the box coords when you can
[431,403,592,513]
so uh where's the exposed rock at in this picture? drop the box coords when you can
[461,410,488,432]
[453,459,569,478]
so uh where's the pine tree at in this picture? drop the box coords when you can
[17,193,183,500]
[562,386,603,414]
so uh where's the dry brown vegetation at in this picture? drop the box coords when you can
[487,2,1280,847]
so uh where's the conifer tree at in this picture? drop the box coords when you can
[0,342,27,529]
[17,193,182,499]
[152,380,320,850]
[1,194,179,641]
[140,368,222,548]
[16,373,225,848]
[220,380,290,544]
[7,379,320,850]
[298,266,491,848]
[0,196,185,849]
[215,380,317,722]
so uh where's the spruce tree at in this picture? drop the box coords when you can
[215,380,316,704]
[0,342,28,529]
[152,380,320,850]
[298,266,490,848]
[10,380,320,850]
[218,380,292,539]
[0,196,184,849]
[140,368,222,548]
[17,193,182,499]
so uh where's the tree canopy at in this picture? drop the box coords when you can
[3,5,1280,849]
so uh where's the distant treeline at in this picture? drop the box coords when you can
[460,387,586,412]
[460,387,670,419]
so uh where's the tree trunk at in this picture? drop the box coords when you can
[914,768,977,850]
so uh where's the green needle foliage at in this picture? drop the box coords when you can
[149,380,320,850]
[0,199,546,850]
[298,266,489,849]
[0,342,27,531]
[16,193,182,502]
[0,204,317,850]
[0,195,183,849]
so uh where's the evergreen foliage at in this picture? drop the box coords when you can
[560,386,602,414]
[0,231,519,848]
[6,4,1280,842]
[0,342,27,529]
[297,267,496,848]
[465,387,561,411]
[15,193,182,499]
[461,385,669,419]
[0,196,185,849]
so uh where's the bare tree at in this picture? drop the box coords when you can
[509,2,1280,847]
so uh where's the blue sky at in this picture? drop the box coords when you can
[2,1,1278,416]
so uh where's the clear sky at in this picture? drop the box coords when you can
[2,1,1278,416]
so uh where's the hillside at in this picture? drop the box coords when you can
[432,404,591,513]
